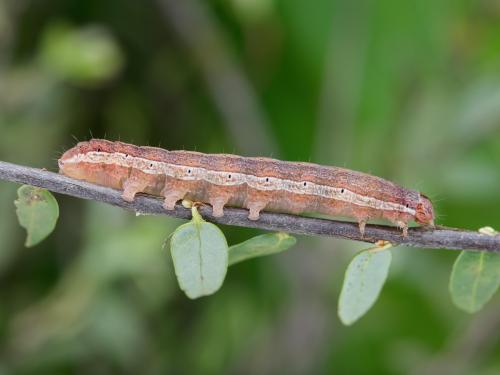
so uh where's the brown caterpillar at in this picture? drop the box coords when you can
[58,139,435,236]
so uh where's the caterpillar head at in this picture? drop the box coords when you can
[58,139,137,170]
[58,139,122,179]
[415,194,435,227]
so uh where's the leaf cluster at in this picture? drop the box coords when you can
[13,185,500,325]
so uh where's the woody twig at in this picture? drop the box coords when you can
[0,161,499,252]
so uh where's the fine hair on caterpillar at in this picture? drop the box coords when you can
[58,139,436,237]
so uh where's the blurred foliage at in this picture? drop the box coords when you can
[39,22,123,86]
[0,0,499,374]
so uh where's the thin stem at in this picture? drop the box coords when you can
[0,161,499,252]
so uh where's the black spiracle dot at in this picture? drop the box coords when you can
[228,174,232,179]
[97,148,101,152]
[303,182,307,187]
[265,177,269,182]
[150,163,153,167]
[406,204,409,208]
[188,169,191,174]
[341,188,345,193]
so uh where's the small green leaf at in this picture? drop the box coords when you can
[449,251,500,313]
[228,232,296,266]
[14,185,59,247]
[170,207,228,299]
[338,247,392,326]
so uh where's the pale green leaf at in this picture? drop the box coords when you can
[449,251,500,313]
[14,185,59,247]
[170,207,228,299]
[228,232,296,266]
[338,248,392,326]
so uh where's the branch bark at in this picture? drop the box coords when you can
[0,160,499,252]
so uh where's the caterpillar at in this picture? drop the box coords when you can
[58,139,435,236]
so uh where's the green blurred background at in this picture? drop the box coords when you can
[1,0,499,374]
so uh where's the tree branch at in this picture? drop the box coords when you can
[0,160,498,252]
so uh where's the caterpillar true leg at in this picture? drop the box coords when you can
[246,200,268,220]
[397,221,409,237]
[122,175,150,202]
[210,195,230,217]
[243,187,271,221]
[161,186,187,210]
[358,219,367,237]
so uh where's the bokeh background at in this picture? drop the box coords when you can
[1,0,499,374]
